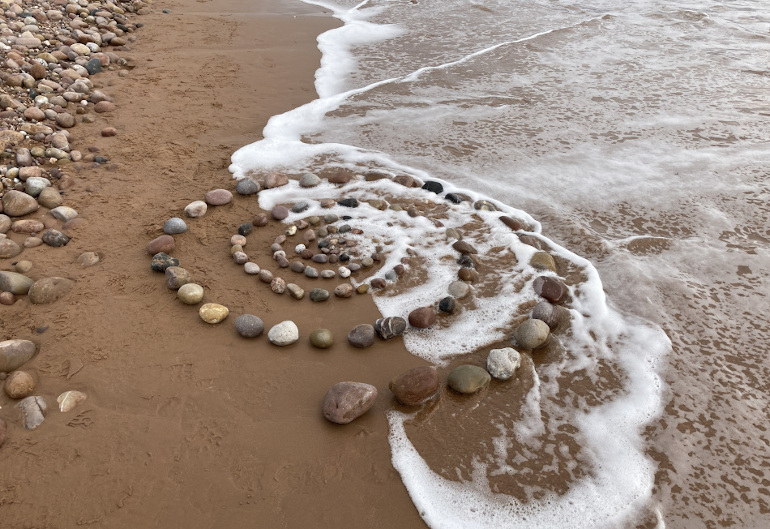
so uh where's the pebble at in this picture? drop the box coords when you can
[312,254,328,264]
[421,181,443,194]
[291,202,309,214]
[408,307,437,329]
[337,198,359,208]
[199,303,229,324]
[238,223,253,236]
[4,370,35,399]
[530,251,557,272]
[334,283,354,298]
[0,293,16,306]
[285,225,297,236]
[268,321,299,346]
[151,252,179,272]
[321,270,336,279]
[500,216,526,231]
[452,240,478,255]
[2,190,38,217]
[204,189,233,206]
[263,173,289,188]
[77,252,100,268]
[457,255,476,268]
[253,214,268,227]
[356,284,370,294]
[287,283,305,299]
[320,199,336,208]
[458,268,480,283]
[290,261,306,273]
[11,219,44,234]
[163,217,187,234]
[322,382,377,424]
[94,101,117,113]
[533,276,567,304]
[233,252,249,265]
[28,277,74,304]
[244,262,261,274]
[14,261,32,274]
[178,283,204,305]
[531,301,568,329]
[513,319,550,349]
[304,266,319,279]
[0,215,10,233]
[57,390,87,412]
[371,278,387,289]
[147,234,175,255]
[164,266,190,289]
[487,348,522,381]
[235,179,260,195]
[0,239,22,259]
[445,193,462,204]
[384,270,398,281]
[338,266,351,278]
[310,329,334,348]
[271,277,286,294]
[24,237,43,249]
[474,199,499,211]
[235,314,265,338]
[37,188,63,209]
[184,201,208,218]
[374,317,407,340]
[24,177,51,197]
[0,271,34,295]
[309,288,330,302]
[0,340,37,373]
[439,296,456,314]
[17,396,46,430]
[42,229,70,248]
[299,173,321,187]
[389,366,439,406]
[348,324,375,348]
[448,365,491,394]
[271,205,289,220]
[448,281,471,299]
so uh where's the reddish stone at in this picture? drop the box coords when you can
[389,366,439,406]
[93,101,116,113]
[204,189,233,206]
[408,307,436,329]
[322,382,377,424]
[146,234,175,255]
[263,173,289,189]
[327,172,352,184]
[533,276,567,304]
[500,216,526,231]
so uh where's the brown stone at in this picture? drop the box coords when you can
[371,278,387,289]
[94,101,116,113]
[389,366,439,406]
[334,283,354,298]
[11,219,45,234]
[147,234,175,255]
[408,307,436,329]
[500,216,526,231]
[393,174,418,187]
[204,189,233,206]
[533,276,567,304]
[327,172,352,184]
[322,381,377,424]
[5,370,35,399]
[0,239,22,259]
[452,240,477,255]
[28,277,75,304]
[531,301,569,330]
[165,267,191,290]
[263,172,289,189]
[0,339,37,373]
[101,127,118,137]
[253,213,268,227]
[530,251,557,272]
[2,190,39,217]
[458,268,480,283]
[0,417,6,447]
[0,292,16,305]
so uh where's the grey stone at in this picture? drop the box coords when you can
[24,177,51,197]
[486,348,522,381]
[374,317,407,340]
[41,229,70,247]
[235,314,264,338]
[447,365,491,394]
[448,281,470,299]
[235,179,260,195]
[0,271,34,295]
[165,267,191,290]
[163,217,187,234]
[17,395,46,430]
[299,173,321,187]
[348,324,375,348]
[309,288,330,302]
[0,339,37,372]
[513,319,550,349]
[50,206,78,222]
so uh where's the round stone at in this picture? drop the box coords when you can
[258,269,274,283]
[348,324,375,348]
[268,321,299,346]
[458,268,480,283]
[0,239,22,259]
[204,189,233,206]
[513,319,550,349]
[447,365,491,394]
[235,179,260,195]
[77,252,100,268]
[338,267,351,278]
[309,328,334,349]
[263,173,289,188]
[184,200,208,218]
[374,317,407,340]
[309,288,330,302]
[322,382,377,424]
[299,173,321,187]
[238,223,253,236]
[244,262,261,275]
[271,205,289,220]
[0,292,16,305]
[199,303,229,324]
[165,267,191,290]
[486,348,522,381]
[177,283,204,304]
[233,252,249,265]
[28,277,74,304]
[334,283,354,298]
[448,281,471,299]
[235,314,264,338]
[530,251,557,272]
[271,277,286,294]
[1,190,38,217]
[371,278,387,289]
[231,234,247,246]
[5,370,35,399]
[389,366,439,406]
[533,276,567,304]
[147,234,175,255]
[531,301,568,329]
[163,217,187,234]
[291,202,309,214]
[408,307,436,329]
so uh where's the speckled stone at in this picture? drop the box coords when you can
[177,283,204,305]
[486,348,522,381]
[334,283,354,298]
[235,314,264,338]
[163,217,187,234]
[151,252,178,272]
[268,321,299,346]
[184,200,208,218]
[199,303,229,324]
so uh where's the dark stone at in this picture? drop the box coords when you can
[458,268,480,283]
[151,252,179,272]
[235,314,264,338]
[389,366,439,406]
[238,223,253,236]
[374,317,406,340]
[337,198,359,208]
[348,324,375,348]
[533,276,567,304]
[371,278,387,289]
[445,193,462,204]
[291,202,309,214]
[339,254,350,262]
[452,240,477,255]
[85,58,102,74]
[309,288,329,302]
[253,214,268,227]
[500,216,526,231]
[41,229,69,247]
[290,261,306,273]
[235,179,260,195]
[531,301,568,330]
[457,255,475,268]
[422,181,443,194]
[439,296,456,314]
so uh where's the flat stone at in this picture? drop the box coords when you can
[0,239,22,259]
[530,251,557,272]
[263,173,289,188]
[0,272,34,294]
[533,276,567,304]
[348,324,375,348]
[199,303,229,324]
[57,390,87,412]
[309,288,329,302]
[374,317,407,340]
[487,347,522,381]
[184,200,208,218]
[258,269,274,283]
[244,262,260,274]
[322,381,377,424]
[2,190,38,217]
[389,366,439,405]
[235,314,264,338]
[268,321,299,346]
[147,234,175,255]
[334,283,354,298]
[42,229,70,247]
[513,319,550,349]
[77,252,100,268]
[0,339,37,372]
[165,266,191,289]
[235,179,260,195]
[447,365,491,394]
[177,283,204,305]
[304,266,319,279]
[163,217,187,234]
[94,101,116,113]
[151,252,179,272]
[17,396,46,430]
[337,198,359,208]
[28,277,74,304]
[5,370,35,399]
[408,307,436,329]
[204,189,233,206]
[310,328,333,348]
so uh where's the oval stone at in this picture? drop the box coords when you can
[5,370,35,399]
[374,317,407,340]
[389,366,439,406]
[408,307,436,329]
[513,319,550,349]
[533,276,567,304]
[309,288,329,302]
[177,283,204,305]
[199,303,229,324]
[322,381,378,424]
[163,217,187,234]
[28,277,75,304]
[0,271,34,295]
[310,328,334,349]
[184,200,208,218]
[447,365,491,394]
[147,234,175,255]
[334,283,354,298]
[235,314,264,338]
[531,301,568,329]
[268,320,299,346]
[0,239,22,259]
[0,339,37,372]
[204,189,233,206]
[2,190,38,217]
[165,267,191,290]
[348,324,375,348]
[530,251,557,272]
[271,205,289,220]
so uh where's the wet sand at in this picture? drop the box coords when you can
[0,0,429,526]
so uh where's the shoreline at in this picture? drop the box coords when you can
[0,0,430,526]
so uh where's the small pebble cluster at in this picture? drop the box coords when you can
[147,168,576,426]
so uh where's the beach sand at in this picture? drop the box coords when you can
[0,0,430,526]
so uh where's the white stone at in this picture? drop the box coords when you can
[338,266,351,278]
[244,262,260,274]
[268,320,299,346]
[49,206,78,221]
[184,200,207,218]
[486,347,522,381]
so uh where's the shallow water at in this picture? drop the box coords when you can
[231,0,770,526]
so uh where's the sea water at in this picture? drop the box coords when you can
[231,0,770,527]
